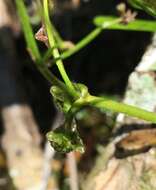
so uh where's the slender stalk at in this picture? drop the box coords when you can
[15,0,41,62]
[61,18,121,60]
[37,65,66,89]
[15,0,66,90]
[42,19,123,64]
[87,96,156,123]
[43,0,78,98]
[16,0,156,124]
[42,48,53,63]
[67,94,156,123]
[61,27,102,60]
[36,0,63,47]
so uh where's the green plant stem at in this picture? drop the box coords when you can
[87,96,156,123]
[36,0,64,47]
[37,64,66,88]
[16,0,66,90]
[61,27,102,60]
[61,18,121,60]
[42,48,54,63]
[16,0,156,124]
[43,0,78,98]
[43,18,122,64]
[68,94,156,123]
[15,0,41,62]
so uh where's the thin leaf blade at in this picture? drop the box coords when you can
[15,0,41,61]
[94,16,156,32]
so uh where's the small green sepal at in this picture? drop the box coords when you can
[46,121,85,153]
[46,128,85,153]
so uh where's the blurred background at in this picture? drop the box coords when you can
[0,0,154,189]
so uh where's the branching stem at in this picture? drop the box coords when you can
[43,0,78,98]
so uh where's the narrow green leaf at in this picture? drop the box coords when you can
[128,0,156,17]
[94,16,156,32]
[15,0,41,61]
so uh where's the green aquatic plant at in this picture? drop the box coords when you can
[15,0,156,153]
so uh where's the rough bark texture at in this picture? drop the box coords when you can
[82,33,156,190]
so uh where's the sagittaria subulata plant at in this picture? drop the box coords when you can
[15,0,156,153]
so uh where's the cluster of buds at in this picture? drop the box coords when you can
[117,3,137,24]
